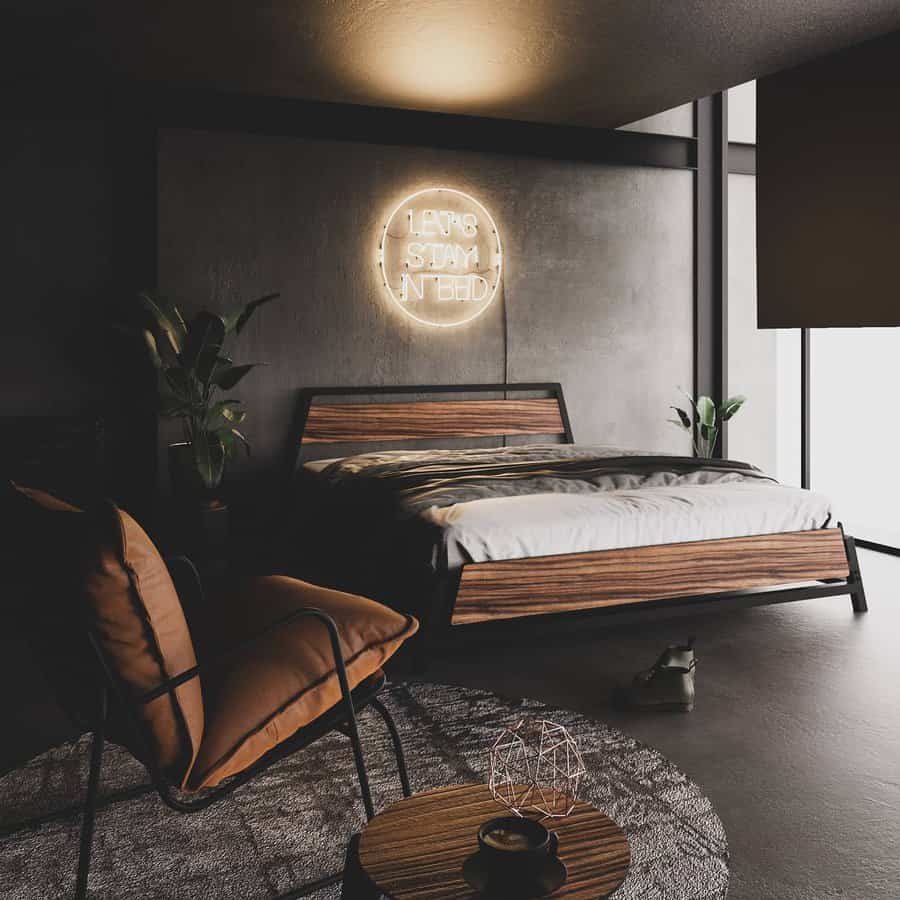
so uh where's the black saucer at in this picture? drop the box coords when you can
[462,850,568,898]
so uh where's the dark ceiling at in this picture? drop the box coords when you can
[7,1,900,127]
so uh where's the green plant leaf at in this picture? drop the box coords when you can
[214,426,251,458]
[210,356,232,387]
[207,399,245,426]
[215,428,236,459]
[223,293,280,335]
[679,387,697,413]
[230,427,251,455]
[193,430,225,491]
[159,394,191,417]
[156,369,190,418]
[720,395,747,421]
[162,367,196,402]
[696,395,716,427]
[698,425,718,458]
[182,312,226,384]
[141,329,163,369]
[211,363,259,390]
[221,406,246,425]
[139,291,187,355]
[670,406,692,429]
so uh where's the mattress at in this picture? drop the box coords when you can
[300,444,834,569]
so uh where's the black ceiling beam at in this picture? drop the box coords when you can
[147,87,699,169]
[6,82,698,171]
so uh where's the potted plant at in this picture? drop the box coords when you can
[668,390,745,458]
[139,290,279,558]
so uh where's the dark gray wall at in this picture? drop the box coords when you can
[158,128,693,494]
[2,119,158,769]
[3,119,156,510]
[4,120,117,414]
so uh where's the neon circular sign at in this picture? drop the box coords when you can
[377,187,503,327]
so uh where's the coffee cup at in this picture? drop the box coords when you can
[477,816,559,884]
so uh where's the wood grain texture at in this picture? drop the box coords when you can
[453,529,850,625]
[301,398,565,444]
[357,783,630,899]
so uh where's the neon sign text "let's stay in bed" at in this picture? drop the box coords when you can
[377,187,503,327]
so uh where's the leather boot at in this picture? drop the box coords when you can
[613,639,697,712]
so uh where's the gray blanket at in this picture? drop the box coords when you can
[319,443,776,517]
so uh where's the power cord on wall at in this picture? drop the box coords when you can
[501,287,509,446]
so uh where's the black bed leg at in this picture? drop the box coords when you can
[844,536,868,613]
[412,572,457,675]
[412,628,433,676]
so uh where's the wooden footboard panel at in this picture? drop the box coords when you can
[452,529,850,625]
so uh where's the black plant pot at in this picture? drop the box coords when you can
[183,500,229,571]
[168,442,229,571]
[168,442,210,501]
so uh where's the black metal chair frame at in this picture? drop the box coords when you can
[3,557,411,900]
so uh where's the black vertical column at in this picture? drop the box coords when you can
[800,327,810,489]
[694,94,728,457]
[106,116,159,517]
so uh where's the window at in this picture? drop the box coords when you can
[810,329,900,545]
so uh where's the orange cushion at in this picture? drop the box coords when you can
[82,502,204,787]
[187,576,418,790]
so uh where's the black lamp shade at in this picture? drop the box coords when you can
[758,29,900,328]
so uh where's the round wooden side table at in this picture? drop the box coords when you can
[349,782,630,899]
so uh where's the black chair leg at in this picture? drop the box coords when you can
[345,715,376,821]
[368,696,411,797]
[340,833,379,900]
[75,691,107,900]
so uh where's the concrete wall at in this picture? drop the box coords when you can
[157,128,694,491]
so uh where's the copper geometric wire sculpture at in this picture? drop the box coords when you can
[488,717,587,819]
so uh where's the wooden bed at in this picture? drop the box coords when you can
[293,383,867,657]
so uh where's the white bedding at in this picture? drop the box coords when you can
[301,445,834,567]
[420,480,833,564]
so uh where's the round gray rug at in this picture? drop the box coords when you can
[0,682,728,898]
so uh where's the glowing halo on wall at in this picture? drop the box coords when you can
[377,187,502,328]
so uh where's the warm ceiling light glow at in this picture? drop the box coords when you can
[378,187,502,328]
[311,3,565,114]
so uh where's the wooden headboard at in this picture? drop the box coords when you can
[295,383,573,447]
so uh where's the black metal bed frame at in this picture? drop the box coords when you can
[291,383,868,672]
[2,556,411,900]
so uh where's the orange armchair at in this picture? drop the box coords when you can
[6,484,418,899]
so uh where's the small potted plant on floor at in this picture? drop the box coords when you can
[139,290,279,560]
[668,390,745,458]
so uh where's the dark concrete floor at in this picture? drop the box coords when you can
[425,548,900,900]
